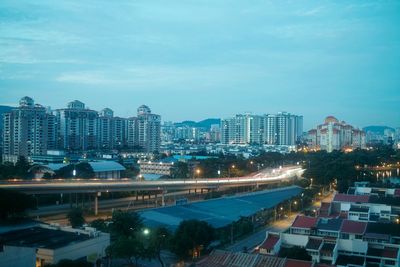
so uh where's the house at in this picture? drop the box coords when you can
[290,215,318,235]
[340,220,367,240]
[258,233,281,255]
[316,218,343,238]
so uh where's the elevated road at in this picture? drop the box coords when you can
[0,166,304,215]
[0,166,303,194]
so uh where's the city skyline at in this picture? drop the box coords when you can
[1,1,400,129]
[0,96,397,131]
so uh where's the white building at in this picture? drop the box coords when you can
[0,224,110,267]
[307,116,366,152]
[56,100,99,151]
[2,97,51,163]
[220,112,302,146]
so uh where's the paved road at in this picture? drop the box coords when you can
[225,214,297,253]
[0,166,304,194]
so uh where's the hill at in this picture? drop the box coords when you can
[175,118,220,130]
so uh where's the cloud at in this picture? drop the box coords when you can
[296,6,325,17]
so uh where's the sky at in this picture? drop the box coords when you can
[0,0,399,130]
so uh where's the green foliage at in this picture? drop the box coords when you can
[54,162,95,179]
[107,236,145,266]
[110,210,143,238]
[0,156,31,180]
[89,219,110,232]
[171,220,215,260]
[0,189,35,221]
[106,210,147,265]
[67,208,85,228]
[279,246,312,261]
[302,148,400,192]
[144,227,172,267]
[171,162,189,178]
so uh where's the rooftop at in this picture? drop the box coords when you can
[305,238,322,250]
[333,193,369,203]
[340,220,367,235]
[368,247,399,259]
[291,216,318,229]
[259,234,280,250]
[349,205,369,213]
[366,222,400,236]
[45,161,126,173]
[0,226,90,249]
[335,255,365,266]
[140,186,303,230]
[196,250,321,267]
[317,218,343,232]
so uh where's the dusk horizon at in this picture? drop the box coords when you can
[1,1,399,129]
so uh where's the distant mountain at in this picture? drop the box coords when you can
[175,118,221,130]
[363,126,395,134]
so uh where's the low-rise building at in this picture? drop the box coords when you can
[0,224,110,267]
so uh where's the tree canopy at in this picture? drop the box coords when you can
[171,219,215,260]
[0,188,35,222]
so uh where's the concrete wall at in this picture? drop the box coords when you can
[281,233,309,247]
[337,239,368,254]
[0,245,36,267]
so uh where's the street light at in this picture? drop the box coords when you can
[217,170,221,177]
[143,228,150,235]
[196,168,201,178]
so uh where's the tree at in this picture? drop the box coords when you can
[107,236,145,266]
[67,208,85,228]
[171,220,215,260]
[89,219,110,232]
[15,156,31,178]
[145,227,172,267]
[55,163,95,179]
[0,189,35,221]
[106,210,146,266]
[171,162,189,179]
[110,210,143,238]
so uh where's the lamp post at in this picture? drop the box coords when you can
[229,164,235,177]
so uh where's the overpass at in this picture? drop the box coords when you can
[0,166,304,215]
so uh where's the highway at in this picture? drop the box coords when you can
[0,166,303,195]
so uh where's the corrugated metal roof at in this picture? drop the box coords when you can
[44,161,125,172]
[140,186,303,230]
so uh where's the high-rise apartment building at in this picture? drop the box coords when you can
[265,112,303,146]
[56,100,98,151]
[307,116,366,152]
[2,97,50,162]
[220,112,302,146]
[137,105,161,153]
[2,98,162,160]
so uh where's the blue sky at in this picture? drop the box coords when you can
[0,0,399,129]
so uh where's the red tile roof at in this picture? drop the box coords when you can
[382,248,399,259]
[333,193,369,203]
[394,189,400,197]
[284,259,312,267]
[340,220,367,235]
[259,234,280,250]
[291,216,318,229]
